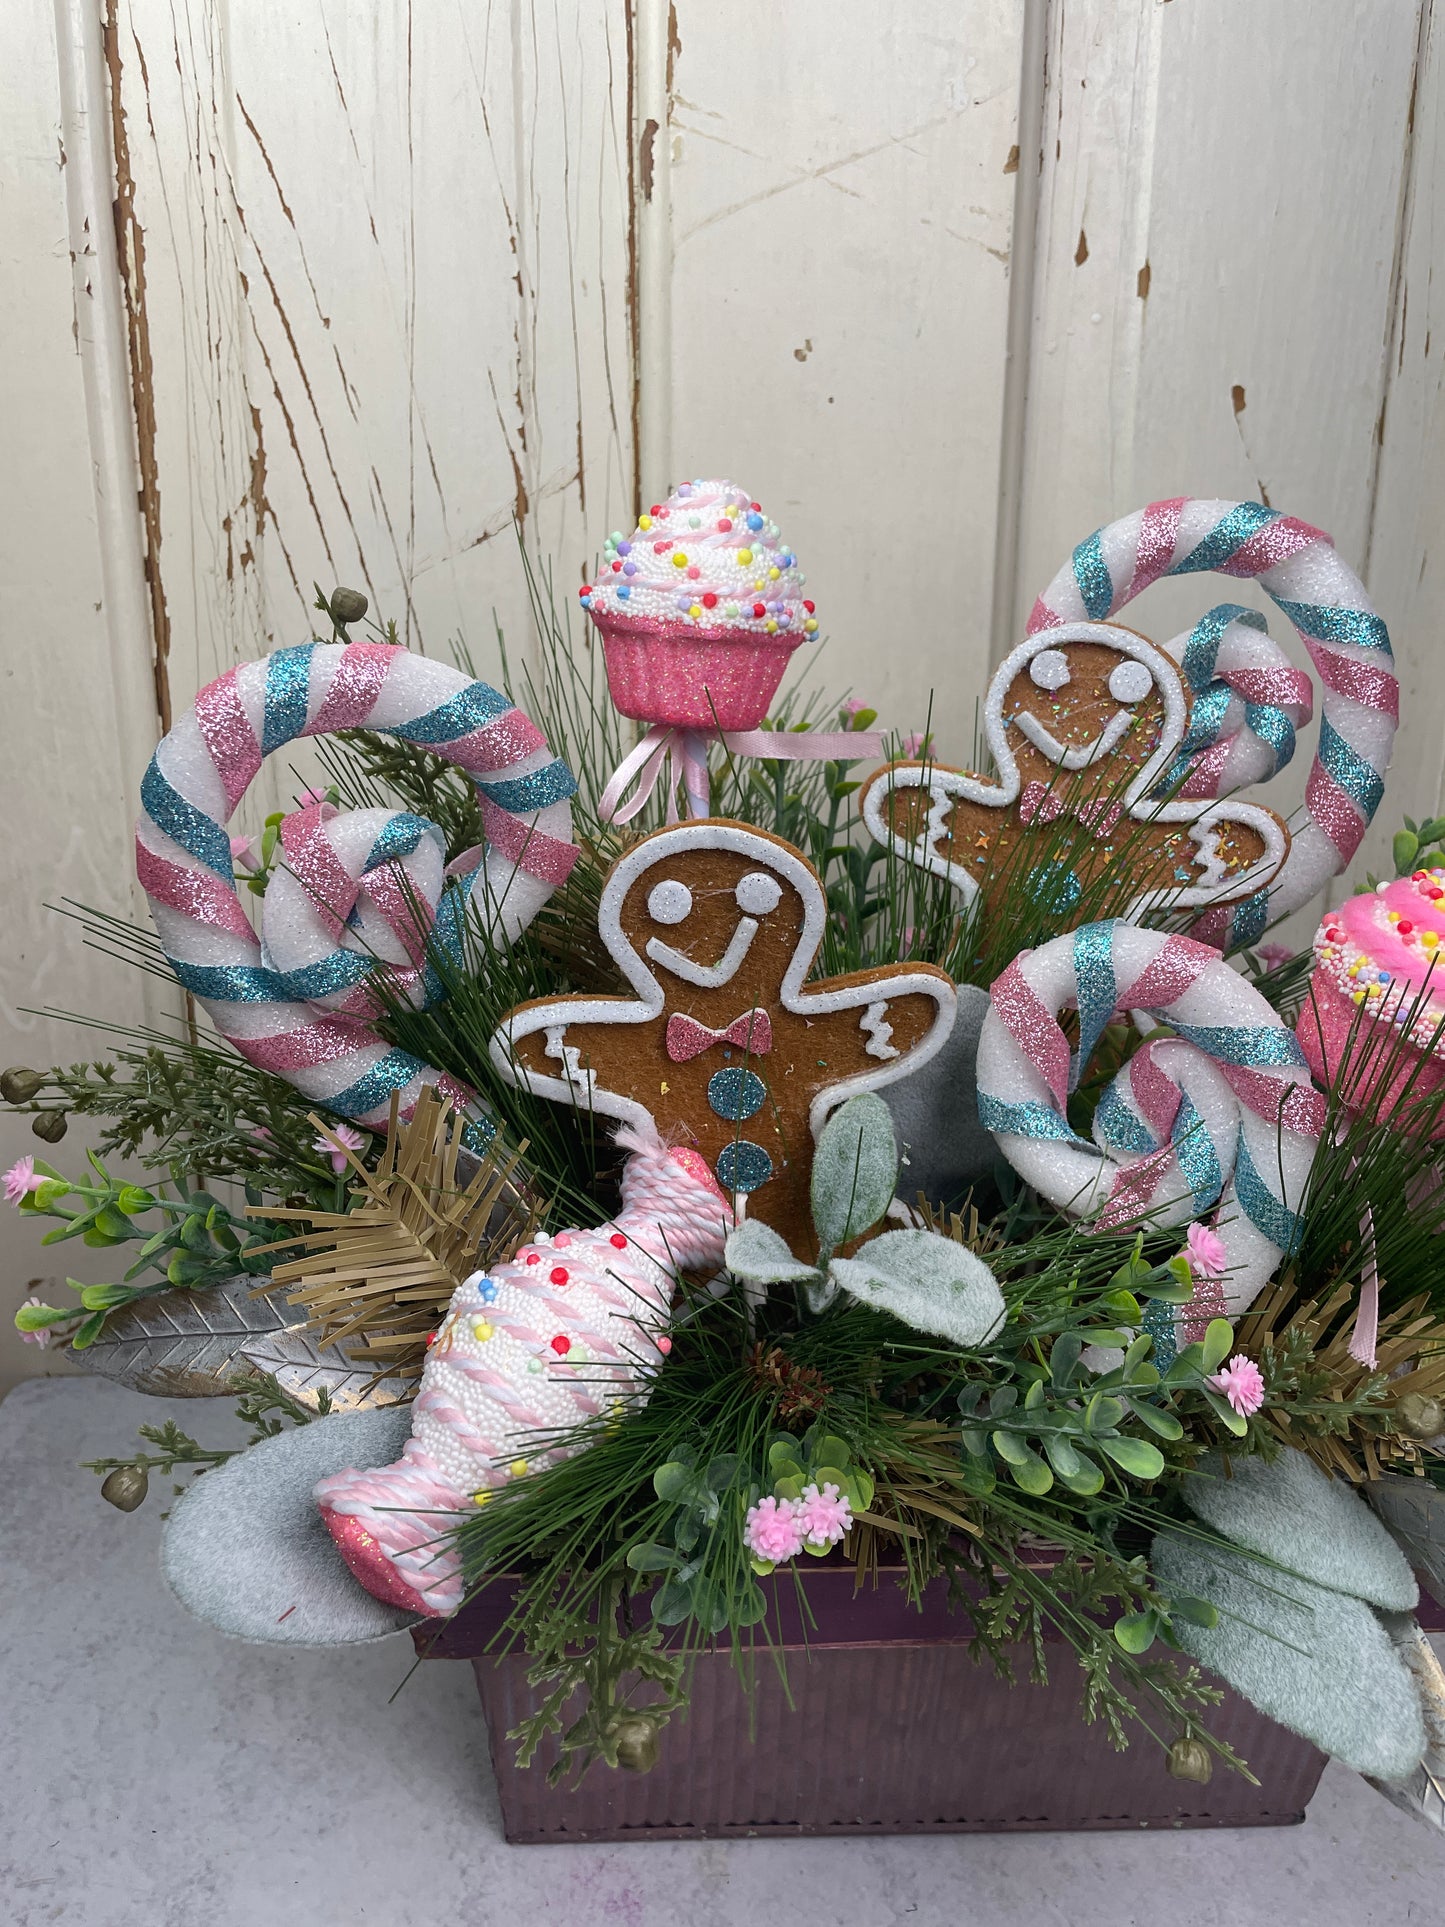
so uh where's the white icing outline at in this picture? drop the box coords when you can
[860,1001,899,1060]
[860,621,1289,920]
[647,917,760,988]
[490,821,957,1142]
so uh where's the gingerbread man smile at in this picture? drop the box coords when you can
[490,822,956,1253]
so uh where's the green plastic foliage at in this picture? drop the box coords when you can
[810,1094,899,1255]
[829,1228,1006,1346]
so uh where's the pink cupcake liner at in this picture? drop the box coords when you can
[589,609,801,730]
[1298,974,1445,1137]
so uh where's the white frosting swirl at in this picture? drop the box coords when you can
[581,478,816,638]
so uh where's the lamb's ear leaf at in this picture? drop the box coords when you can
[724,1218,821,1286]
[811,1093,899,1253]
[830,1229,1006,1348]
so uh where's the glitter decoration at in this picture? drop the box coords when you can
[715,1139,775,1193]
[707,1065,767,1123]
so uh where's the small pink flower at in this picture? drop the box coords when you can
[298,786,330,810]
[1209,1353,1265,1417]
[229,835,260,872]
[901,731,929,758]
[3,1157,44,1206]
[313,1123,367,1174]
[1185,1222,1228,1280]
[843,699,869,718]
[796,1481,853,1548]
[18,1296,59,1349]
[250,1125,274,1145]
[744,1494,805,1566]
[1256,941,1293,972]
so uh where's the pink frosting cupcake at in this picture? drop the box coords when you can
[1298,866,1445,1131]
[580,479,818,729]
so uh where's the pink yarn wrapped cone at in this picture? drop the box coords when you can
[591,609,800,730]
[316,1132,734,1616]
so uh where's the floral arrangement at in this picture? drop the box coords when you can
[6,488,1445,1818]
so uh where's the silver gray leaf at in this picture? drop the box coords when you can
[70,1275,411,1410]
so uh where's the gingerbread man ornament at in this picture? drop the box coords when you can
[490,821,956,1255]
[860,623,1291,928]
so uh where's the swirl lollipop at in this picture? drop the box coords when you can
[135,640,579,1143]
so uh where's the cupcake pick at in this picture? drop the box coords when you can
[584,479,883,823]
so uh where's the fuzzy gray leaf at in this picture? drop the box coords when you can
[71,1275,411,1411]
[811,1094,899,1254]
[724,1217,822,1287]
[829,1228,1005,1347]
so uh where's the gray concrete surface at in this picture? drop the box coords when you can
[3,1377,1443,1927]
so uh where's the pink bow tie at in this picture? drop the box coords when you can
[1019,779,1123,839]
[665,1008,773,1064]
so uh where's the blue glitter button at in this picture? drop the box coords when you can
[715,1140,774,1193]
[707,1065,767,1123]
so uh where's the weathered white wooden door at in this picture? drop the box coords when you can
[3,0,1443,1385]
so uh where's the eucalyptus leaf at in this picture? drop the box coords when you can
[653,1462,699,1504]
[1097,1434,1165,1480]
[626,1542,680,1574]
[811,1093,899,1253]
[1169,1594,1220,1629]
[1004,1445,1054,1495]
[651,1578,693,1626]
[1122,1398,1184,1441]
[1200,1318,1235,1374]
[1113,1610,1158,1654]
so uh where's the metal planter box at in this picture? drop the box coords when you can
[416,1562,1328,1844]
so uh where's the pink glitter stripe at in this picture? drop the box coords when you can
[1179,738,1233,799]
[1304,638,1399,720]
[1095,1146,1178,1229]
[1189,905,1229,950]
[1226,666,1314,711]
[1181,1277,1229,1344]
[1219,1063,1328,1137]
[307,642,397,734]
[280,804,357,939]
[1222,516,1327,578]
[229,1015,376,1074]
[193,667,262,814]
[1127,497,1187,600]
[1127,1041,1184,1143]
[1306,763,1365,861]
[361,863,434,964]
[991,959,1070,1110]
[431,1070,479,1113]
[1119,935,1215,1011]
[436,710,547,776]
[479,794,580,885]
[1025,597,1064,636]
[135,839,257,943]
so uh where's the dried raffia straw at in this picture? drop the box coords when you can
[1234,1278,1445,1484]
[247,1089,542,1385]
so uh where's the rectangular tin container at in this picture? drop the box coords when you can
[416,1562,1328,1844]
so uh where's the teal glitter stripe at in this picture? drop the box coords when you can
[1141,1297,1178,1370]
[1229,890,1269,948]
[477,759,579,813]
[1179,604,1265,692]
[1093,1082,1155,1157]
[1171,1095,1223,1215]
[1173,503,1278,576]
[362,813,432,871]
[1318,717,1386,817]
[141,758,234,879]
[262,645,316,753]
[328,1048,430,1118]
[977,1093,1087,1145]
[1233,1132,1303,1255]
[1243,700,1295,774]
[1072,923,1118,1081]
[1169,1023,1307,1069]
[167,958,287,1002]
[1072,530,1114,619]
[1272,597,1392,656]
[391,681,514,745]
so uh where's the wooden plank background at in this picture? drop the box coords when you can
[3,0,1442,1387]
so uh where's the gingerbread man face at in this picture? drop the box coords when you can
[860,622,1290,927]
[490,821,956,1255]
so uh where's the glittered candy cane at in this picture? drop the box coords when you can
[136,641,579,1144]
[975,920,1325,1356]
[1029,499,1398,946]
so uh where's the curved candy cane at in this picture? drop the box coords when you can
[315,1128,733,1615]
[1029,499,1397,945]
[975,920,1325,1357]
[136,641,579,1144]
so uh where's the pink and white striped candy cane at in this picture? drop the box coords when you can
[316,1128,734,1615]
[136,640,579,1145]
[976,920,1325,1350]
[1028,499,1397,943]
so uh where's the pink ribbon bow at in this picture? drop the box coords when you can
[665,1008,773,1063]
[1019,779,1124,840]
[598,723,885,826]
